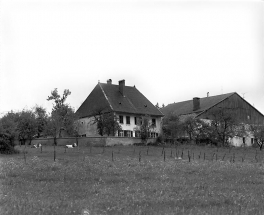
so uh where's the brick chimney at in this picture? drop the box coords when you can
[119,79,125,96]
[107,79,112,84]
[193,97,200,111]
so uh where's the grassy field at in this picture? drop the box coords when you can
[1,144,264,215]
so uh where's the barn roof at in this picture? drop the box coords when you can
[161,92,235,116]
[76,81,164,118]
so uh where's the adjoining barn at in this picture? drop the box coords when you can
[161,92,264,147]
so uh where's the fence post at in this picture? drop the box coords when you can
[112,151,114,162]
[54,144,56,162]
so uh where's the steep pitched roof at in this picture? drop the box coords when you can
[76,82,164,118]
[161,92,235,116]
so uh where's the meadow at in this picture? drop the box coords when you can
[1,144,264,215]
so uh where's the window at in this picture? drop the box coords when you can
[135,131,141,138]
[243,137,245,144]
[118,130,124,137]
[152,118,156,127]
[119,115,123,124]
[126,116,130,125]
[124,130,132,137]
[134,117,137,125]
[251,138,254,144]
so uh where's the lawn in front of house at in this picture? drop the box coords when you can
[1,145,264,215]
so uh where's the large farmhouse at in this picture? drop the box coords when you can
[161,92,264,146]
[76,79,164,137]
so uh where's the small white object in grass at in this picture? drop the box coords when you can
[65,145,73,148]
[175,157,182,160]
[31,143,42,148]
[73,143,77,147]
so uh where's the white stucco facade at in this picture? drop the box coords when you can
[117,114,162,138]
[77,113,163,138]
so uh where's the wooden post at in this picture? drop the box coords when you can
[54,144,56,162]
[139,151,141,162]
[164,150,166,162]
[112,151,114,162]
[23,150,26,164]
[188,150,190,162]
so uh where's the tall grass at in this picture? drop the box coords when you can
[1,145,264,214]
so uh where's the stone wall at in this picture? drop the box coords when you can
[25,137,156,147]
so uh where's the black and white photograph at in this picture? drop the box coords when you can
[0,0,264,214]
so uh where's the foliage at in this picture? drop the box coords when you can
[250,124,264,150]
[47,88,71,110]
[208,107,241,146]
[162,113,182,143]
[0,133,19,154]
[17,110,37,145]
[46,88,76,138]
[92,108,121,136]
[181,117,212,144]
[34,105,48,138]
[134,115,154,144]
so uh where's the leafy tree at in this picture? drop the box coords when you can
[46,88,76,139]
[162,113,182,144]
[250,124,264,150]
[207,107,240,146]
[92,108,121,136]
[0,112,19,153]
[34,106,48,138]
[0,111,19,142]
[181,116,198,142]
[134,115,154,145]
[17,110,37,145]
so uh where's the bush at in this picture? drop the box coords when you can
[0,134,19,154]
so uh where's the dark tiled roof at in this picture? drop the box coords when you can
[161,92,235,116]
[76,83,164,118]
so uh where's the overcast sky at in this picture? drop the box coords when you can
[1,0,263,116]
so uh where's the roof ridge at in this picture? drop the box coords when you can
[98,83,114,111]
[196,92,235,117]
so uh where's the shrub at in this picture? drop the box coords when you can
[0,133,19,154]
